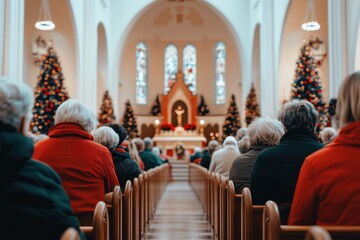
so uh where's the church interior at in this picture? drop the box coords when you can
[1,0,360,239]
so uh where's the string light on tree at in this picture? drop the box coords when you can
[222,94,241,139]
[97,90,116,126]
[122,100,139,139]
[245,83,260,126]
[149,94,161,116]
[197,94,210,116]
[31,47,69,134]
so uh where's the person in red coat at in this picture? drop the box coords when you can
[33,99,119,214]
[289,71,360,225]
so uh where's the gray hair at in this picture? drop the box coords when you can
[92,126,119,150]
[132,138,145,152]
[280,100,318,132]
[320,127,337,144]
[0,80,33,130]
[223,136,238,146]
[55,99,97,133]
[208,140,219,156]
[236,127,249,140]
[152,146,160,156]
[239,136,250,153]
[194,147,202,154]
[337,71,360,128]
[143,137,153,150]
[249,117,284,146]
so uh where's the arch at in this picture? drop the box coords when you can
[164,44,178,95]
[278,0,329,103]
[251,24,261,104]
[97,22,108,109]
[183,44,197,95]
[24,0,78,97]
[115,0,244,116]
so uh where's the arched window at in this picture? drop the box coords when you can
[215,42,226,104]
[164,44,178,95]
[183,44,197,95]
[136,42,147,104]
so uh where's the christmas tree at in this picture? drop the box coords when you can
[222,94,241,139]
[291,40,327,133]
[149,95,161,116]
[325,98,337,127]
[245,84,260,126]
[122,100,139,139]
[198,95,210,116]
[98,90,116,126]
[31,47,69,134]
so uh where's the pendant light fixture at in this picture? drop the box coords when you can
[301,0,320,31]
[35,0,55,31]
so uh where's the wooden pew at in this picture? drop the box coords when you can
[142,172,149,232]
[263,200,360,240]
[210,172,215,229]
[214,173,220,239]
[80,201,109,240]
[241,187,263,240]
[132,178,140,240]
[104,185,122,240]
[60,228,80,240]
[305,227,332,240]
[122,181,133,240]
[138,174,145,238]
[227,180,242,240]
[219,176,227,240]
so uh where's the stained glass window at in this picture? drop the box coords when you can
[164,44,178,95]
[136,42,147,104]
[183,44,197,95]
[215,42,226,104]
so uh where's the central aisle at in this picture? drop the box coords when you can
[143,181,213,240]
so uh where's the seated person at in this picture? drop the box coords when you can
[133,138,161,170]
[129,140,145,171]
[238,136,250,154]
[0,80,84,239]
[209,136,240,178]
[229,118,284,193]
[236,127,249,141]
[250,100,323,224]
[289,72,360,225]
[319,127,337,145]
[200,140,219,170]
[33,99,119,214]
[93,126,141,190]
[190,147,203,164]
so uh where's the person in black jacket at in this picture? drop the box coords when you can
[0,80,84,240]
[93,126,141,189]
[200,140,219,170]
[250,100,323,224]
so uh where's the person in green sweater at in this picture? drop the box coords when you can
[0,80,85,240]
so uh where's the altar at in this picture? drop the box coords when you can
[152,71,207,160]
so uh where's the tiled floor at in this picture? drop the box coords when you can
[143,181,213,240]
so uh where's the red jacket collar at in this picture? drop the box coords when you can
[48,122,93,140]
[333,121,360,147]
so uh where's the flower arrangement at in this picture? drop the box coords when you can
[175,143,185,159]
[160,123,175,131]
[184,123,197,131]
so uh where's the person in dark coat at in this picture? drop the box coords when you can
[0,80,84,240]
[200,140,219,170]
[250,100,323,224]
[133,137,162,170]
[190,147,203,163]
[229,117,284,194]
[93,126,141,189]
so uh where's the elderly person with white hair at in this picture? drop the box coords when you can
[289,71,360,226]
[319,127,337,145]
[229,118,284,193]
[200,140,219,170]
[134,137,162,170]
[93,126,141,190]
[236,127,249,141]
[33,99,118,215]
[209,136,240,178]
[250,100,323,224]
[0,80,84,239]
[190,147,203,164]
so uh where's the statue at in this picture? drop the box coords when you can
[175,105,185,127]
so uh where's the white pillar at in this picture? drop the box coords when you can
[260,1,278,118]
[327,0,347,98]
[2,0,25,82]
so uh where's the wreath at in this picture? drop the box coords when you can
[175,143,185,157]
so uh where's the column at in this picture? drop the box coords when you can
[327,0,347,98]
[2,0,25,82]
